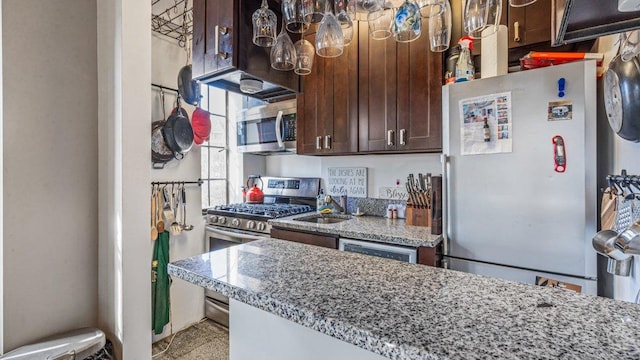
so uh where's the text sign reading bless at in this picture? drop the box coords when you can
[327,167,367,198]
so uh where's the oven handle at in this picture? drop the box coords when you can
[205,225,267,242]
[275,110,284,148]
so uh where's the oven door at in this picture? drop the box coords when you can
[205,225,267,252]
[204,225,268,326]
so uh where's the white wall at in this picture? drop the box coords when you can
[151,34,205,341]
[266,153,441,197]
[0,0,4,352]
[98,0,152,358]
[228,93,266,204]
[2,0,98,352]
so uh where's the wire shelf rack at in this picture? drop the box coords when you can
[151,0,192,48]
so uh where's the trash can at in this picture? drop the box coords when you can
[0,328,109,360]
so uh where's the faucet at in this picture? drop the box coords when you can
[592,222,640,277]
[324,195,345,214]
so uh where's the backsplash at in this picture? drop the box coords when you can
[346,198,405,217]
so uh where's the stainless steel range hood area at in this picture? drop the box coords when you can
[192,0,300,102]
[552,0,640,46]
[200,69,299,102]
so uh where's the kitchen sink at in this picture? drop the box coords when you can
[293,214,352,224]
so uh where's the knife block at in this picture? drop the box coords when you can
[405,205,431,227]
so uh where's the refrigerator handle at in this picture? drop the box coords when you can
[441,154,449,257]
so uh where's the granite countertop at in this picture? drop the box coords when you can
[269,214,442,248]
[169,238,640,360]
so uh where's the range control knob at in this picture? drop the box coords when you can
[257,222,266,232]
[231,218,241,227]
[209,215,218,224]
[218,217,227,224]
[247,220,256,230]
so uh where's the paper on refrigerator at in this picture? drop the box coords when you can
[459,92,513,155]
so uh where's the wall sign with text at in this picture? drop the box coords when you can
[378,187,409,201]
[327,167,367,198]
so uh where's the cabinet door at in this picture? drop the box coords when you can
[216,0,235,70]
[298,28,358,155]
[192,0,234,79]
[191,0,210,78]
[396,18,443,152]
[297,33,327,155]
[358,24,398,152]
[327,22,359,154]
[508,0,551,48]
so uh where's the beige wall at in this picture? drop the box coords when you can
[2,0,98,351]
[98,0,152,358]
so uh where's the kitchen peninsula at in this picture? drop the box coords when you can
[168,238,640,360]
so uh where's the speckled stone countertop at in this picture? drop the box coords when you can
[268,214,442,248]
[169,238,640,360]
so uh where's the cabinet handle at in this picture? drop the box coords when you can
[324,135,332,150]
[316,136,322,150]
[387,130,395,146]
[513,21,521,42]
[399,129,406,146]
[215,25,229,59]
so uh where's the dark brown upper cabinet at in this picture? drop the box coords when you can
[508,0,552,48]
[192,0,300,101]
[297,24,359,155]
[358,18,443,153]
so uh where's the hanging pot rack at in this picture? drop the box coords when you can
[151,179,203,187]
[606,169,640,193]
[152,0,193,48]
[152,83,179,94]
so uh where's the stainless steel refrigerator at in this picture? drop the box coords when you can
[442,61,598,294]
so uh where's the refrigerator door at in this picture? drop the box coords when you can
[443,61,598,279]
[447,258,597,295]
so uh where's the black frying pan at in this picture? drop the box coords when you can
[162,104,194,159]
[604,55,640,142]
[178,65,201,106]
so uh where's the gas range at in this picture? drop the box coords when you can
[207,203,313,233]
[206,177,320,234]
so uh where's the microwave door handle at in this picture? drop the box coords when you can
[275,110,284,148]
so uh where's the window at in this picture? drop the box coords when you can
[200,85,228,208]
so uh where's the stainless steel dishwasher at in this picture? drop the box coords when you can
[338,238,417,263]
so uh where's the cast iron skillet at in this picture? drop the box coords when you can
[152,120,174,166]
[604,55,640,142]
[163,102,194,159]
[178,65,201,106]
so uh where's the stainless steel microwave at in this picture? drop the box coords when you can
[237,99,297,154]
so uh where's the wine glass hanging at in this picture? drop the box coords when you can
[253,0,458,75]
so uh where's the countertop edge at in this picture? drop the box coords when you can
[167,263,435,359]
[268,217,443,248]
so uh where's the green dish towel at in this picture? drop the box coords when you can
[152,231,171,334]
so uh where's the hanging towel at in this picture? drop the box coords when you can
[152,231,171,334]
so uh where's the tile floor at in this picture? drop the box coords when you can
[152,320,229,360]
